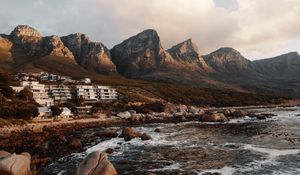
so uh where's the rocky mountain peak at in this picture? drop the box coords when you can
[41,35,74,58]
[203,47,251,72]
[111,29,174,77]
[167,39,212,70]
[61,33,116,74]
[10,25,42,44]
[125,29,163,54]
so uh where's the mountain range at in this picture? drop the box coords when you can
[0,25,299,97]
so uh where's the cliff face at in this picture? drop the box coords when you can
[203,47,252,73]
[167,39,212,71]
[0,35,13,62]
[9,25,75,60]
[61,33,116,74]
[111,29,175,77]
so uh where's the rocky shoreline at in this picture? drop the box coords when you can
[0,105,292,174]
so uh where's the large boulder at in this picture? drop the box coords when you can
[188,106,205,115]
[76,151,117,175]
[224,108,236,116]
[232,110,248,118]
[0,151,11,159]
[116,111,131,119]
[93,129,118,138]
[163,103,177,114]
[120,127,142,141]
[177,104,188,113]
[202,113,229,122]
[0,152,32,175]
[141,133,152,141]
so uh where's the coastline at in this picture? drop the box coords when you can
[1,102,300,174]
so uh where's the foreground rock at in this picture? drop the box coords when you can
[76,151,117,175]
[0,151,32,175]
[141,133,152,140]
[120,127,142,141]
[202,113,229,122]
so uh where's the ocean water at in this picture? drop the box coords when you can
[45,106,300,175]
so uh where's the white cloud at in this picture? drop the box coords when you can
[0,0,299,59]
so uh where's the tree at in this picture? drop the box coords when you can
[0,73,15,99]
[15,104,39,120]
[51,105,63,116]
[18,87,33,101]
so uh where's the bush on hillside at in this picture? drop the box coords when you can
[51,105,63,116]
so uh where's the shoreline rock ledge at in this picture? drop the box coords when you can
[0,151,32,175]
[76,151,117,175]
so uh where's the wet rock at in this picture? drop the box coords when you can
[202,173,221,175]
[76,151,117,175]
[224,108,236,116]
[256,115,267,120]
[141,133,152,140]
[0,151,32,175]
[261,113,277,118]
[93,129,118,138]
[202,113,229,122]
[120,127,142,141]
[69,138,82,149]
[232,110,248,118]
[130,114,143,122]
[223,143,240,149]
[154,128,161,133]
[117,111,131,119]
[106,148,115,154]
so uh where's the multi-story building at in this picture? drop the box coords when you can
[94,86,118,100]
[46,85,72,104]
[75,85,117,103]
[75,85,98,103]
[11,81,54,107]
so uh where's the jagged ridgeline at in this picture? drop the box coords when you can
[0,25,300,98]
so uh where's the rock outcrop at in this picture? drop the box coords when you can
[10,25,42,56]
[41,35,74,58]
[110,29,175,77]
[10,25,42,45]
[167,39,211,71]
[9,25,75,60]
[203,47,252,73]
[202,113,229,122]
[0,151,32,175]
[120,127,142,141]
[76,151,117,175]
[61,33,116,74]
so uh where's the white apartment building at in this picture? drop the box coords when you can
[75,85,117,102]
[76,85,98,103]
[46,85,72,103]
[94,86,118,100]
[11,81,54,107]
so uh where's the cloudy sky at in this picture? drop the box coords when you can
[0,0,299,60]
